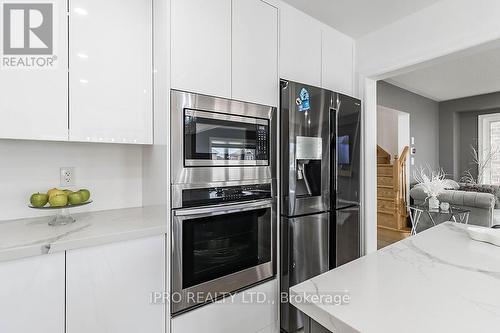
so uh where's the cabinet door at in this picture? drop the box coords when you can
[171,0,231,98]
[0,253,65,333]
[0,1,68,141]
[280,4,322,87]
[66,236,165,333]
[232,0,278,107]
[322,27,354,95]
[172,279,278,333]
[69,0,153,144]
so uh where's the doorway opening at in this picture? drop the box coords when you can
[376,106,411,249]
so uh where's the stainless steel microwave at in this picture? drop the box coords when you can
[171,90,277,185]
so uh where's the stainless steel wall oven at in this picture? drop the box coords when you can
[171,187,276,314]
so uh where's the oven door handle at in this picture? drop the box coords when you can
[185,109,269,126]
[174,200,273,218]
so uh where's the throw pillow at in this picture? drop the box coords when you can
[459,184,497,195]
[444,180,460,190]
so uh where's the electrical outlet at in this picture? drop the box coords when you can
[60,167,75,187]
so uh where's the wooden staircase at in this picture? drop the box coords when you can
[377,145,411,248]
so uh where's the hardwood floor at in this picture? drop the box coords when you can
[377,226,411,249]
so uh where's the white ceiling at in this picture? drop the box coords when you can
[280,0,441,38]
[387,45,500,102]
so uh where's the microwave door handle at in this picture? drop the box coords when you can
[174,200,273,218]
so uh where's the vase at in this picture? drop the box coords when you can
[440,202,450,211]
[428,196,439,210]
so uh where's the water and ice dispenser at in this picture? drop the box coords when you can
[295,136,322,198]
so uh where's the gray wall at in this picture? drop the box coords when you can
[377,81,440,174]
[458,109,500,180]
[378,84,500,181]
[439,91,500,180]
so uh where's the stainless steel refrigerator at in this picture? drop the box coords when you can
[280,80,361,333]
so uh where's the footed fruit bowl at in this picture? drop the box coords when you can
[29,189,92,226]
[29,201,93,226]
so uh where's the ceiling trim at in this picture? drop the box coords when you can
[384,78,441,102]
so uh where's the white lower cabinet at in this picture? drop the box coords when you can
[0,253,65,333]
[171,279,278,333]
[66,236,165,333]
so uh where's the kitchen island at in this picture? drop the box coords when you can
[290,222,500,333]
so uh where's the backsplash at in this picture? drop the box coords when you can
[0,140,142,221]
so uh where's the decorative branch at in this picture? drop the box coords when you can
[461,144,500,184]
[460,169,476,184]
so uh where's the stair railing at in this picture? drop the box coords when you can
[393,146,410,228]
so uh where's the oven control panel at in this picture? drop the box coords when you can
[182,183,272,207]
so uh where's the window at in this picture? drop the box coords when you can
[478,114,500,184]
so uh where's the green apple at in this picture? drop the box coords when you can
[49,193,68,207]
[78,189,91,202]
[48,189,65,199]
[47,188,62,198]
[63,189,73,196]
[30,193,48,207]
[68,192,83,205]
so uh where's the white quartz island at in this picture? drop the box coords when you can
[290,222,500,333]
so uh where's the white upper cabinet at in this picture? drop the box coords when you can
[66,236,165,333]
[280,4,322,87]
[0,0,68,141]
[322,27,354,95]
[232,0,278,107]
[171,0,231,99]
[0,253,65,333]
[69,0,153,144]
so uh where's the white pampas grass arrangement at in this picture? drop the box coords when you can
[413,166,456,199]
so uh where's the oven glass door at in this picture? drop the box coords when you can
[172,200,275,314]
[182,206,271,289]
[184,109,269,166]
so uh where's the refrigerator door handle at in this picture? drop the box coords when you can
[331,107,339,206]
[289,223,294,272]
[335,107,339,202]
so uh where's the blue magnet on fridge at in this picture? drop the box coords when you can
[298,88,310,112]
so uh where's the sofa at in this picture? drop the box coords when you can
[410,183,500,232]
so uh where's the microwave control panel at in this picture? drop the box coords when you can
[255,125,269,161]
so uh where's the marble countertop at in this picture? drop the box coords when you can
[0,206,167,262]
[290,222,500,333]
